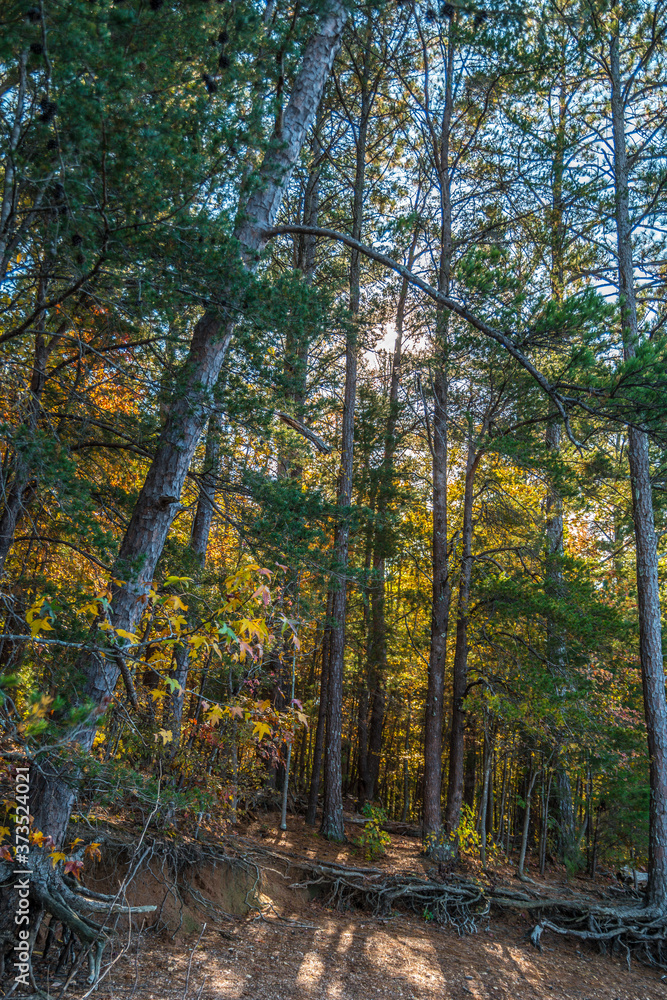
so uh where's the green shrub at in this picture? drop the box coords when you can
[355,803,391,859]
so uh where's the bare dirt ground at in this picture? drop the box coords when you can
[28,813,667,1000]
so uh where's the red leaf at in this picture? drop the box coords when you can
[64,860,84,880]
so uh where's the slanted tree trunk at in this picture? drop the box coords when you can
[610,33,667,911]
[0,269,50,574]
[30,0,348,849]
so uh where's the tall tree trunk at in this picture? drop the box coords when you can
[478,723,493,867]
[320,341,356,839]
[365,218,418,804]
[423,27,455,842]
[306,589,333,826]
[518,767,539,879]
[402,693,412,822]
[545,72,574,863]
[320,40,372,840]
[356,680,369,804]
[464,722,476,808]
[166,412,223,750]
[365,685,385,801]
[444,440,481,836]
[610,33,667,911]
[30,0,348,846]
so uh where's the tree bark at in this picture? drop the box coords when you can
[610,33,667,911]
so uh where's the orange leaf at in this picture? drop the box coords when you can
[84,842,102,863]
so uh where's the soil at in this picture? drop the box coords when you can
[24,812,667,1000]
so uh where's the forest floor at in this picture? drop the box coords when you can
[27,811,667,1000]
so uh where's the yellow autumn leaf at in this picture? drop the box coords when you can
[49,851,68,867]
[171,614,187,634]
[189,635,209,650]
[154,729,173,745]
[252,721,272,741]
[165,595,188,611]
[115,628,139,642]
[150,688,166,702]
[206,705,225,726]
[26,598,46,624]
[30,618,54,636]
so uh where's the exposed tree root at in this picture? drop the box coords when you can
[226,838,488,933]
[225,838,667,966]
[0,849,155,993]
[292,862,488,932]
[517,896,667,969]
